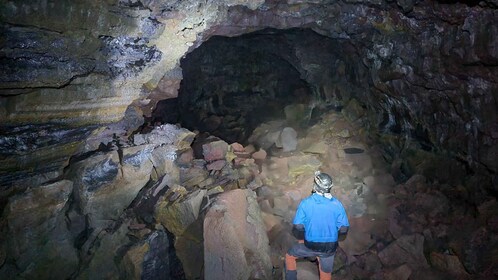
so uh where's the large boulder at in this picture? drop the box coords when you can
[68,146,154,229]
[155,189,206,236]
[77,223,131,280]
[120,230,180,280]
[2,180,78,280]
[204,189,272,280]
[378,234,429,270]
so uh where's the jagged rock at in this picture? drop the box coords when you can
[206,159,226,171]
[155,189,206,236]
[248,120,286,150]
[134,124,195,149]
[430,252,469,277]
[77,223,130,280]
[1,180,77,280]
[378,234,429,270]
[68,146,153,228]
[120,230,176,280]
[204,189,272,280]
[180,166,211,189]
[174,217,204,280]
[202,140,229,162]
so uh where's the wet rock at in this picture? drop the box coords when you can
[2,180,77,279]
[202,140,229,162]
[378,234,429,270]
[155,189,206,236]
[204,189,272,280]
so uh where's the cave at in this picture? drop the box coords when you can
[1,1,497,279]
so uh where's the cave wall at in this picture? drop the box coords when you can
[1,0,497,186]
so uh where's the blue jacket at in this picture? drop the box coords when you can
[293,193,349,243]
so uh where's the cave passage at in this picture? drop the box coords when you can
[151,29,339,144]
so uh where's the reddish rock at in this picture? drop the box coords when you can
[233,157,247,166]
[230,142,245,152]
[234,151,251,158]
[204,189,272,280]
[202,140,229,162]
[206,160,226,171]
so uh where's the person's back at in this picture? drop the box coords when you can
[285,171,350,280]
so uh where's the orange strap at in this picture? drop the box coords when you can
[285,254,297,271]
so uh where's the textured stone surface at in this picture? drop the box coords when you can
[1,180,78,280]
[68,147,152,228]
[378,234,429,270]
[155,189,206,236]
[204,189,272,280]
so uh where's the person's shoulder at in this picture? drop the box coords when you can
[331,197,346,208]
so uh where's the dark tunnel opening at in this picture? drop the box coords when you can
[151,28,344,145]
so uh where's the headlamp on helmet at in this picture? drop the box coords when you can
[313,171,333,193]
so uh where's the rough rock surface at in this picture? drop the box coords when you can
[1,180,77,280]
[204,189,272,280]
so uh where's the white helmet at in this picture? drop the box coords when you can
[313,171,333,193]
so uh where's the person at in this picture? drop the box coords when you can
[285,171,350,280]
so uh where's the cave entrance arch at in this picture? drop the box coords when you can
[152,28,346,144]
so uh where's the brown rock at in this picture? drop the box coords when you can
[378,234,429,270]
[155,189,206,236]
[230,142,245,152]
[206,159,226,171]
[430,252,470,277]
[202,140,229,162]
[252,149,267,160]
[384,264,412,280]
[204,189,272,280]
[176,148,194,167]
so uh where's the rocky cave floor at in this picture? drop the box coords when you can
[226,110,496,280]
[3,106,497,280]
[148,107,497,279]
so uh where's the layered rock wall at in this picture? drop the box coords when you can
[1,0,496,189]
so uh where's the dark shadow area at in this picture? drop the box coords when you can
[151,28,336,144]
